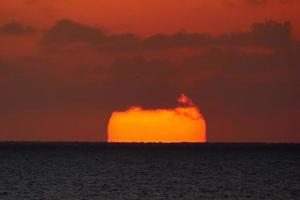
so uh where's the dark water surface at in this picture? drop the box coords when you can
[0,143,299,200]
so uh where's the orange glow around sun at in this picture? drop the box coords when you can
[108,94,206,143]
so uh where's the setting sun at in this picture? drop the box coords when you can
[108,94,206,143]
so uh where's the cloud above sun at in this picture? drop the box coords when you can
[38,19,293,52]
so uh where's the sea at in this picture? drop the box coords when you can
[0,143,299,200]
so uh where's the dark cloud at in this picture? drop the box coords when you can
[246,0,267,5]
[40,19,105,51]
[1,43,299,141]
[40,19,210,51]
[0,56,179,112]
[224,0,295,6]
[40,19,295,53]
[219,21,293,48]
[142,32,212,50]
[0,22,35,35]
[245,0,294,5]
[1,19,299,142]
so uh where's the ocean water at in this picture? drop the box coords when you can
[0,143,299,200]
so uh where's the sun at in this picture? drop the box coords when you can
[107,94,206,143]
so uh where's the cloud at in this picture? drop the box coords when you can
[0,22,35,35]
[224,0,295,6]
[2,43,298,112]
[40,19,295,53]
[39,19,211,52]
[219,21,293,48]
[1,19,299,142]
[40,19,105,51]
[1,45,299,141]
[245,0,294,5]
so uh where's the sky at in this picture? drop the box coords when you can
[0,0,299,142]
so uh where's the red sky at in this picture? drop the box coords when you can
[1,0,300,35]
[0,0,299,142]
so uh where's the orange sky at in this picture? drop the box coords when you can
[0,0,299,142]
